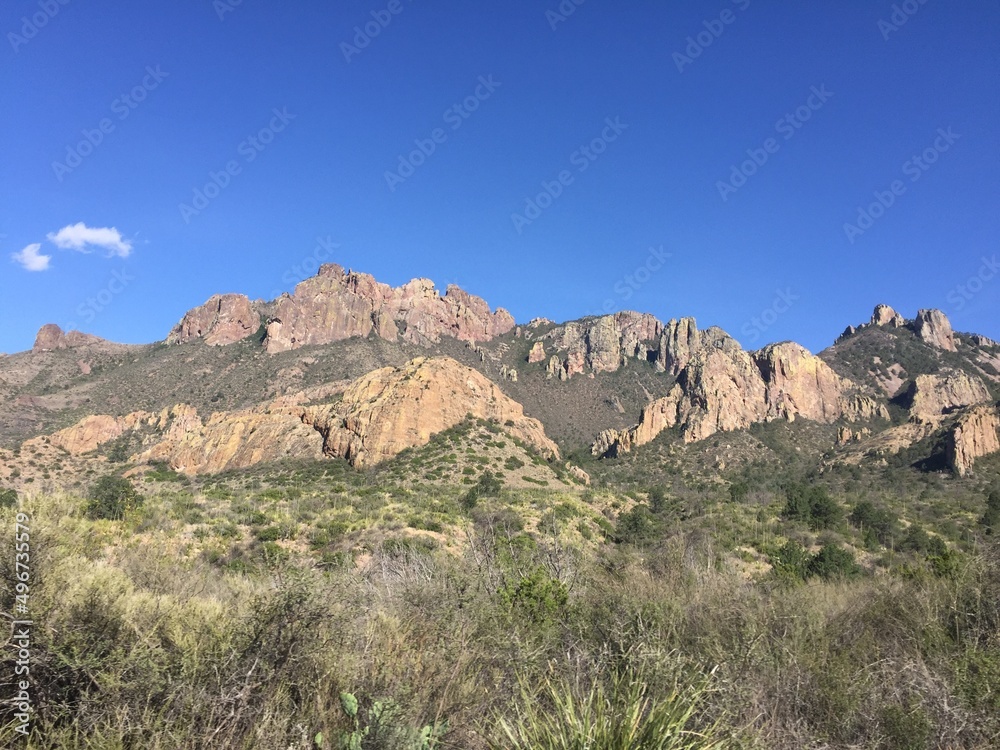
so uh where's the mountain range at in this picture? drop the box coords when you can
[3,262,999,488]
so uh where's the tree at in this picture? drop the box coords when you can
[87,475,143,520]
[899,523,931,553]
[849,500,898,547]
[614,504,659,546]
[783,483,842,531]
[980,490,1000,533]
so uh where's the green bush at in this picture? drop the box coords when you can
[615,504,660,546]
[0,488,17,510]
[849,500,898,547]
[462,470,502,510]
[783,483,842,530]
[86,475,143,520]
[770,539,811,581]
[498,568,568,626]
[808,544,860,580]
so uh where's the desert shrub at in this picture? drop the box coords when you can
[899,523,932,553]
[808,544,860,580]
[86,475,143,520]
[462,470,502,509]
[770,539,811,581]
[614,503,659,545]
[498,568,568,626]
[490,660,724,750]
[0,487,17,509]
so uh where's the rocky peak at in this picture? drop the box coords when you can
[912,309,957,352]
[167,294,262,346]
[871,304,905,328]
[261,265,514,353]
[32,324,105,353]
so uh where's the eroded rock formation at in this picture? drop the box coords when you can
[168,294,261,346]
[262,265,514,353]
[945,403,1000,476]
[32,324,105,353]
[33,357,557,474]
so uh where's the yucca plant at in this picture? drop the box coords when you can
[489,662,728,750]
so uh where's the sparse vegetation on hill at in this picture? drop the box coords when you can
[2,300,999,747]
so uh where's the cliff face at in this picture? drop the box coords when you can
[167,294,262,346]
[592,340,889,457]
[945,403,1000,477]
[903,369,993,423]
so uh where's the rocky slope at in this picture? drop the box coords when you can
[20,357,558,474]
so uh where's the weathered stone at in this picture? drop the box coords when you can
[912,309,957,352]
[168,294,261,346]
[527,341,546,363]
[946,403,1000,476]
[32,324,104,352]
[261,265,513,353]
[871,304,905,328]
[904,369,992,423]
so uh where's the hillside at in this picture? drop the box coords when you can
[2,267,1000,749]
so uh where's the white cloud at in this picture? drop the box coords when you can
[11,243,52,272]
[47,222,133,258]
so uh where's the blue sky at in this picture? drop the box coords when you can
[2,0,998,354]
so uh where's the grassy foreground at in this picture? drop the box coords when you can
[1,487,999,749]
